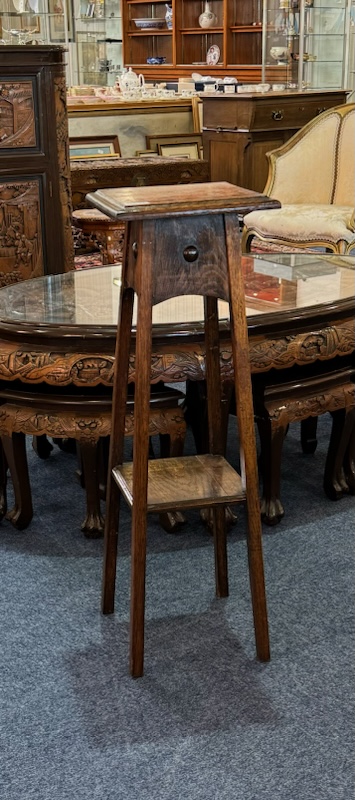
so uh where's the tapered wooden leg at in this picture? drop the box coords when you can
[102,284,135,615]
[257,416,286,526]
[0,440,7,521]
[2,433,33,529]
[225,213,270,663]
[212,505,229,597]
[80,439,104,538]
[204,295,229,598]
[129,220,154,678]
[301,417,318,455]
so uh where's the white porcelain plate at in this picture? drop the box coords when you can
[206,44,220,66]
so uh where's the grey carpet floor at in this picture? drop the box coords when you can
[0,415,354,800]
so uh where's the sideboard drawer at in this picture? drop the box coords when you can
[202,91,347,132]
[253,94,347,131]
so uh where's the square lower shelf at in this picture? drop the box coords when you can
[112,454,245,513]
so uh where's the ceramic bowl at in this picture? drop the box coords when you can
[146,56,166,64]
[134,18,165,29]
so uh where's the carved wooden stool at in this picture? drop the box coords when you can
[72,208,125,265]
[0,387,186,538]
[87,181,270,677]
[254,367,355,525]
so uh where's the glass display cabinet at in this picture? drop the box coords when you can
[72,0,122,86]
[262,0,352,89]
[0,0,69,46]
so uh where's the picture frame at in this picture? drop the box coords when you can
[146,133,203,159]
[69,135,121,159]
[135,149,156,156]
[48,0,75,43]
[158,142,200,160]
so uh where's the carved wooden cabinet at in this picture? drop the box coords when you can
[0,45,73,287]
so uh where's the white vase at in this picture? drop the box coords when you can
[199,2,217,29]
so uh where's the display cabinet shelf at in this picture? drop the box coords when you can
[71,0,123,86]
[262,0,351,90]
[0,0,69,46]
[121,0,352,85]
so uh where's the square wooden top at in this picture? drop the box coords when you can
[86,181,280,220]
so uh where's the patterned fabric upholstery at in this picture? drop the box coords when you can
[244,205,355,250]
[242,104,355,256]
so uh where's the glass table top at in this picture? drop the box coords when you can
[0,254,353,330]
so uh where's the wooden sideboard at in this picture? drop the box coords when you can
[0,45,73,287]
[202,90,348,193]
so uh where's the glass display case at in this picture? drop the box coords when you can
[72,0,122,85]
[0,0,69,46]
[262,0,352,89]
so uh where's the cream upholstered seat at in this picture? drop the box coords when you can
[242,103,355,255]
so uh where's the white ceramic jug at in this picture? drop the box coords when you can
[199,2,217,29]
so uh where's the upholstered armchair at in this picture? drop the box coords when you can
[242,103,355,255]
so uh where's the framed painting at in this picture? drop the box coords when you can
[146,133,203,159]
[157,142,200,160]
[69,135,121,159]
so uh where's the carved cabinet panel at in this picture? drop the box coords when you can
[0,81,37,149]
[0,46,74,287]
[0,178,44,285]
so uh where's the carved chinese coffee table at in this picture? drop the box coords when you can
[0,254,354,533]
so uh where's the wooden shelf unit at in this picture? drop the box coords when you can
[122,0,279,80]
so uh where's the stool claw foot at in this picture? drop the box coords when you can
[260,497,284,526]
[323,467,349,501]
[159,510,186,533]
[81,513,105,539]
[6,503,33,530]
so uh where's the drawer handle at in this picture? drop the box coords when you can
[271,110,284,121]
[316,107,327,115]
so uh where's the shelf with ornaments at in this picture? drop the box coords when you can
[121,0,352,84]
[72,0,123,86]
[122,0,173,67]
[0,0,70,46]
[262,0,351,90]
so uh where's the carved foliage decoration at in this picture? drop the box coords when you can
[266,382,355,426]
[0,404,186,446]
[0,82,36,149]
[0,179,43,287]
[0,319,353,386]
[54,76,74,273]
